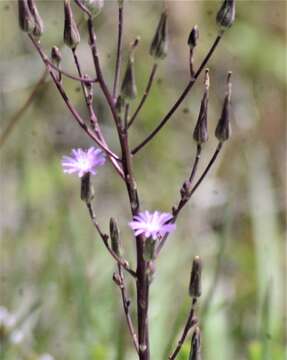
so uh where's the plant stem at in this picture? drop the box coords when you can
[117,264,139,353]
[169,298,197,360]
[128,63,158,128]
[28,36,124,178]
[86,201,137,278]
[0,69,47,149]
[131,33,223,155]
[156,142,223,256]
[113,4,124,100]
[87,17,150,359]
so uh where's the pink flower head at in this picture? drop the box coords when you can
[61,147,106,177]
[129,211,176,240]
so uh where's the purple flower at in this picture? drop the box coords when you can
[129,211,176,240]
[61,147,106,177]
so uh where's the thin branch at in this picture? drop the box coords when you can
[46,55,97,83]
[116,264,139,353]
[156,142,223,256]
[0,70,47,149]
[29,36,124,178]
[87,18,119,126]
[72,48,102,133]
[187,142,223,198]
[86,202,137,278]
[128,63,158,128]
[112,4,124,100]
[131,33,223,155]
[168,299,197,360]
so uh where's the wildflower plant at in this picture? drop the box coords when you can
[18,0,236,358]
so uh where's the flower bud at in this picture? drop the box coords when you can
[216,0,235,29]
[189,256,202,298]
[81,0,104,17]
[18,0,35,33]
[150,11,168,60]
[109,218,122,256]
[193,70,209,144]
[51,46,62,66]
[27,0,44,38]
[64,0,80,49]
[187,25,199,49]
[189,327,201,360]
[80,172,95,202]
[121,55,137,100]
[215,72,232,142]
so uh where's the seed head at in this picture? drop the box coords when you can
[189,256,202,298]
[18,0,35,33]
[188,25,199,49]
[215,72,232,142]
[150,11,168,60]
[27,0,44,38]
[121,55,137,100]
[193,70,209,144]
[64,0,80,49]
[216,0,236,29]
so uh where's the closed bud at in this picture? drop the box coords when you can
[189,327,201,360]
[143,238,157,261]
[109,218,122,256]
[80,172,95,202]
[112,272,122,287]
[51,46,62,66]
[189,256,202,298]
[193,70,209,144]
[150,11,168,60]
[215,72,232,142]
[121,55,137,100]
[27,0,44,38]
[81,0,104,17]
[188,25,199,49]
[216,0,235,29]
[18,0,35,33]
[64,0,80,49]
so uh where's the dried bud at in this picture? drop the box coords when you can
[51,46,62,66]
[193,70,209,144]
[216,0,235,29]
[189,256,202,298]
[27,0,44,38]
[18,0,35,33]
[109,218,122,256]
[121,55,137,100]
[188,25,199,49]
[150,11,168,60]
[189,327,201,360]
[215,72,232,142]
[143,238,157,261]
[64,0,81,49]
[80,172,95,202]
[81,0,104,17]
[112,272,122,287]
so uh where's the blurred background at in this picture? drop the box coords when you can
[0,1,286,359]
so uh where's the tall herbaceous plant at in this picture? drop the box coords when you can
[17,0,236,359]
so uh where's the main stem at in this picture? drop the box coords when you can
[121,118,150,360]
[87,17,150,357]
